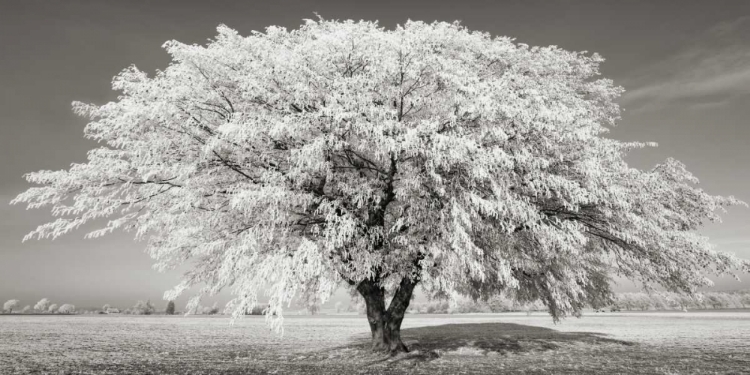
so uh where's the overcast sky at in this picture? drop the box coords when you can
[1,0,748,310]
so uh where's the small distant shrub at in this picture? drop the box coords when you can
[48,304,58,313]
[165,300,175,315]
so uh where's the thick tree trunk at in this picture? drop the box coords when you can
[357,277,416,354]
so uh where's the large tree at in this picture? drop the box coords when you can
[12,19,749,353]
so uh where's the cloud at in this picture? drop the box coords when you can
[620,16,750,112]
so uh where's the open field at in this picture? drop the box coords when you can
[1,311,749,374]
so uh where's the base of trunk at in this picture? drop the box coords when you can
[370,324,409,354]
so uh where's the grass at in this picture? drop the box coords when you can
[1,311,748,374]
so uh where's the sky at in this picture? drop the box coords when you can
[1,0,749,310]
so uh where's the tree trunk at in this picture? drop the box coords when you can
[357,277,416,354]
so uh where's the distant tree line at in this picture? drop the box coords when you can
[406,296,546,315]
[0,298,187,315]
[611,291,750,311]
[4,290,748,316]
[1,298,74,314]
[377,290,750,315]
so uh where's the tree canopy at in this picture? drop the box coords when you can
[12,19,748,347]
[3,299,20,313]
[34,298,52,312]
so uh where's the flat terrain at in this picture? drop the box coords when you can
[1,311,748,374]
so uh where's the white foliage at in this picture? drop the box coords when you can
[58,304,76,314]
[3,299,19,313]
[35,298,51,312]
[12,18,748,328]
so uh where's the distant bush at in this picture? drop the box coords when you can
[203,302,220,315]
[130,300,156,315]
[35,298,51,313]
[306,303,320,315]
[106,307,120,314]
[3,299,20,314]
[21,305,32,314]
[344,298,366,314]
[58,304,76,314]
[165,300,175,315]
[245,305,266,315]
[48,304,58,313]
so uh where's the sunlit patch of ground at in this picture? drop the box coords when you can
[1,312,748,374]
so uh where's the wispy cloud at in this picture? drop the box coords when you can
[620,16,750,112]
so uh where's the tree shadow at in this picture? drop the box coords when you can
[314,322,635,366]
[404,322,631,355]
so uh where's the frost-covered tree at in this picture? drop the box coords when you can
[21,305,32,314]
[12,19,749,353]
[102,303,110,312]
[34,298,51,312]
[58,304,76,314]
[3,299,20,314]
[47,304,58,313]
[132,300,155,315]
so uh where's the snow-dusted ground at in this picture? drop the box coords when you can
[1,312,748,374]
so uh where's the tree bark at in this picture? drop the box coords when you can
[357,276,416,354]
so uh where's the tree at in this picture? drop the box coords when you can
[21,305,32,314]
[58,304,76,314]
[208,302,220,315]
[35,298,52,312]
[3,299,19,314]
[132,300,156,315]
[102,303,110,312]
[12,19,749,354]
[306,302,321,316]
[166,300,175,315]
[739,292,750,309]
[48,304,58,313]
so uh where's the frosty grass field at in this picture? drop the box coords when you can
[1,311,748,375]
